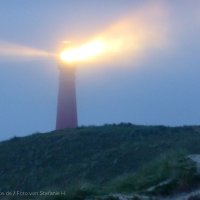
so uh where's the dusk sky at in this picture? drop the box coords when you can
[0,0,200,141]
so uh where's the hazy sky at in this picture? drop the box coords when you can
[0,0,200,141]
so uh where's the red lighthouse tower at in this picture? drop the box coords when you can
[56,63,78,129]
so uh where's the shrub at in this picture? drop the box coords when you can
[107,150,199,195]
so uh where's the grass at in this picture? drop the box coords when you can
[106,150,199,195]
[42,151,199,200]
[1,124,200,198]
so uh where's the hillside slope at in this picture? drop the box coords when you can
[1,124,200,192]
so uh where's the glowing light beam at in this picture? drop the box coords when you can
[60,40,106,63]
[60,1,170,65]
[0,41,54,59]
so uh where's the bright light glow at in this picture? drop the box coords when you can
[0,2,170,64]
[60,38,125,63]
[60,40,107,63]
[60,1,170,65]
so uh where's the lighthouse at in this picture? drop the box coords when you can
[56,39,105,130]
[56,60,78,130]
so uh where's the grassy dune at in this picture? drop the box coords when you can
[1,124,200,199]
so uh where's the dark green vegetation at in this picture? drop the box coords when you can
[108,151,198,194]
[1,124,200,199]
